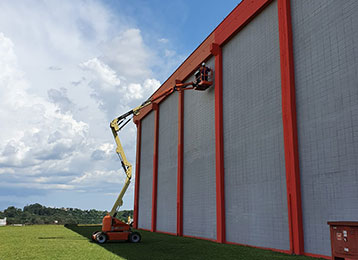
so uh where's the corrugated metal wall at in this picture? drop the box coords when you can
[182,57,216,240]
[135,0,358,256]
[291,0,358,256]
[222,1,290,250]
[138,111,154,230]
[156,92,178,234]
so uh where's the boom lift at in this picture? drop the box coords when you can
[92,63,213,244]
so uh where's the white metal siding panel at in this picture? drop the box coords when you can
[138,111,154,230]
[183,57,216,240]
[156,92,178,234]
[222,1,290,250]
[292,0,358,256]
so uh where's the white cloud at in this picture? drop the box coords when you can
[144,78,161,92]
[0,34,88,170]
[158,38,169,44]
[91,143,115,161]
[47,88,74,113]
[80,55,161,120]
[71,170,123,186]
[0,0,181,210]
[101,28,152,81]
[80,58,121,91]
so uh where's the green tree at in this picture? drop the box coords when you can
[0,203,133,225]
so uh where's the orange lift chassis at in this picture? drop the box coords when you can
[92,64,213,244]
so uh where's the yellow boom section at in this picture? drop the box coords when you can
[109,118,133,216]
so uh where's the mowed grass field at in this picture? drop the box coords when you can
[0,225,326,260]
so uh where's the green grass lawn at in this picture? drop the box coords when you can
[0,225,325,260]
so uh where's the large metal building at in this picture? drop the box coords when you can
[131,0,358,258]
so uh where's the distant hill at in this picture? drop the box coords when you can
[0,203,133,225]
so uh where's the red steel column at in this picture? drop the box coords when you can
[151,104,159,232]
[177,86,184,236]
[277,0,304,255]
[133,120,141,229]
[211,43,226,244]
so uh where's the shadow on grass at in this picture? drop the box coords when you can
[65,225,321,260]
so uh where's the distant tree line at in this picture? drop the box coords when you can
[0,203,133,225]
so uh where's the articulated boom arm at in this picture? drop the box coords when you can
[108,119,133,216]
[108,64,213,217]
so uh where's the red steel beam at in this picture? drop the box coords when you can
[133,120,141,229]
[151,104,159,232]
[277,0,304,255]
[176,88,184,236]
[211,43,226,244]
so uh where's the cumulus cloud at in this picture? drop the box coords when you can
[0,36,113,199]
[80,58,121,91]
[91,143,115,161]
[71,170,123,186]
[0,34,88,170]
[101,28,152,81]
[0,0,180,210]
[47,88,75,113]
[79,55,160,120]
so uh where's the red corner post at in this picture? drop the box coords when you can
[133,120,141,229]
[151,103,159,232]
[277,0,304,255]
[176,83,184,236]
[211,43,226,244]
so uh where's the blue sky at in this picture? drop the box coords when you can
[0,0,239,211]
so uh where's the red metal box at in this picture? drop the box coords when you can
[328,222,358,260]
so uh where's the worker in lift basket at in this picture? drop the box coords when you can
[200,62,211,82]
